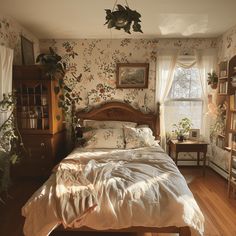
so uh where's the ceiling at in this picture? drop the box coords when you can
[1,0,236,39]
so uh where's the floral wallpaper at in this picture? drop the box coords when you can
[218,24,236,61]
[40,38,217,113]
[0,14,40,65]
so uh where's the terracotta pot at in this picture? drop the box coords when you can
[210,83,217,89]
[177,135,184,142]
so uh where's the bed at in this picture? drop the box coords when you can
[22,101,204,236]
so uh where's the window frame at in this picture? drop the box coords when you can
[164,65,204,131]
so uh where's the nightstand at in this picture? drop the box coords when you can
[168,139,208,175]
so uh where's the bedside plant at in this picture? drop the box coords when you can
[207,71,218,89]
[172,118,192,142]
[0,92,25,200]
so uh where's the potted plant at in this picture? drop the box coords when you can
[172,118,192,142]
[207,71,218,89]
[0,92,25,201]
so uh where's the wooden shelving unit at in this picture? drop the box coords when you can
[12,65,67,177]
[215,56,236,151]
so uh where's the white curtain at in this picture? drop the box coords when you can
[195,49,217,142]
[0,45,14,131]
[156,50,179,150]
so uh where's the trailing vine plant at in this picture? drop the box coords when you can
[210,103,226,143]
[36,47,82,146]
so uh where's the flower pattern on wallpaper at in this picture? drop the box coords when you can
[40,38,217,114]
[218,24,236,61]
[0,14,39,65]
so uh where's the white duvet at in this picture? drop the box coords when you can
[22,146,204,236]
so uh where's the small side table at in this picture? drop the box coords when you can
[168,139,208,175]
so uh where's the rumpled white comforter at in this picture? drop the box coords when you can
[22,146,204,236]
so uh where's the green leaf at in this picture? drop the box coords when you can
[58,101,63,108]
[65,93,71,99]
[116,4,126,11]
[10,154,18,164]
[58,79,64,88]
[54,86,60,94]
[59,94,64,100]
[56,115,61,121]
[107,20,115,28]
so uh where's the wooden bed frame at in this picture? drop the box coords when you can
[56,101,191,236]
[77,101,160,139]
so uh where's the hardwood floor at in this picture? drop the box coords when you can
[0,167,235,236]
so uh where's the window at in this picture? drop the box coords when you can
[165,65,203,133]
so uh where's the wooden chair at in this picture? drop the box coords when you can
[228,149,236,197]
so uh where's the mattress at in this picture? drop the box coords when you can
[22,146,204,236]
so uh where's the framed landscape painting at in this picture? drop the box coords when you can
[116,63,149,88]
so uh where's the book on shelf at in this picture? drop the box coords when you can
[219,81,228,94]
[231,113,236,130]
[231,133,236,150]
[230,95,235,110]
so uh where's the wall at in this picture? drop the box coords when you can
[0,14,40,65]
[218,24,236,61]
[40,38,217,113]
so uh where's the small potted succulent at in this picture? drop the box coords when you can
[172,118,192,142]
[207,71,218,89]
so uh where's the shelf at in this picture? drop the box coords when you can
[218,134,226,138]
[219,77,228,80]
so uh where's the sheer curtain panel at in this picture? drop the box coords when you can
[156,50,179,150]
[0,45,14,134]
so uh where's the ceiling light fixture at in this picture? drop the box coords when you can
[104,0,143,34]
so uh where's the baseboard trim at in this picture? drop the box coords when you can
[209,161,228,179]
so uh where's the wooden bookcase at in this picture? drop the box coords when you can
[12,65,66,177]
[227,56,236,150]
[215,61,228,149]
[216,56,236,150]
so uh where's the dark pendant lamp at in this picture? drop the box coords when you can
[104,0,143,34]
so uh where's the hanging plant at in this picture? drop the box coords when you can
[36,47,82,114]
[36,47,66,78]
[105,4,143,34]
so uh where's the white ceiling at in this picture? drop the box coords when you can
[1,0,236,39]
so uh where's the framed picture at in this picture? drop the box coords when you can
[189,129,200,140]
[21,35,34,65]
[116,63,149,88]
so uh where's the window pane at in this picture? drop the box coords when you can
[168,66,202,99]
[165,100,202,133]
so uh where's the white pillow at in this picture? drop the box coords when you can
[83,120,137,129]
[84,128,125,149]
[124,127,157,149]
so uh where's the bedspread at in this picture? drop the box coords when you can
[22,146,204,236]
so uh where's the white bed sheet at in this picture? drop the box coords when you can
[22,146,204,236]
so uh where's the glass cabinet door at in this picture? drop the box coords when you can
[16,81,50,130]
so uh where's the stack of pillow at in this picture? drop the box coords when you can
[80,120,158,149]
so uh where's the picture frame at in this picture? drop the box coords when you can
[116,63,149,88]
[189,129,200,140]
[21,35,34,65]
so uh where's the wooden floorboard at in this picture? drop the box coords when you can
[0,167,236,236]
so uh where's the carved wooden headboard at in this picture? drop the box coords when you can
[76,102,160,139]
